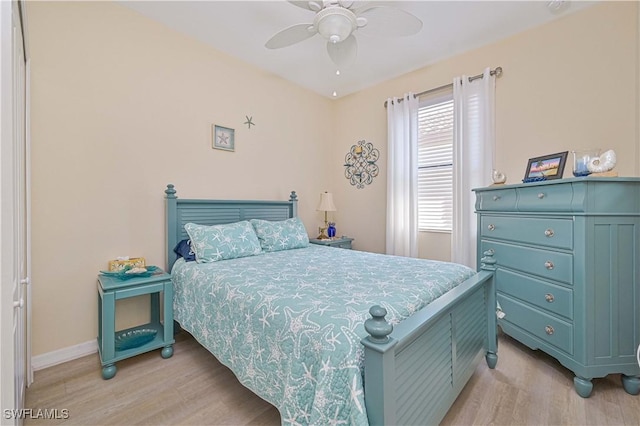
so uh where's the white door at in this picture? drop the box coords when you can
[1,0,29,422]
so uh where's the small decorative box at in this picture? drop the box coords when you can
[108,257,146,272]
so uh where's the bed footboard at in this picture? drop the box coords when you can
[361,255,497,426]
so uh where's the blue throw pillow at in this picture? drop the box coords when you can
[250,217,309,252]
[173,239,195,262]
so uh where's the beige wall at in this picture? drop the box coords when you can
[27,1,334,356]
[333,1,639,258]
[28,1,639,356]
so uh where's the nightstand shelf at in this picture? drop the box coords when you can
[97,270,175,380]
[309,236,354,249]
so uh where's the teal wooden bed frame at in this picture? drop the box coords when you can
[165,184,498,425]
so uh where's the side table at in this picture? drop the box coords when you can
[97,270,175,379]
[309,236,354,249]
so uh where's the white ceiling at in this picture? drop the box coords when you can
[121,1,595,99]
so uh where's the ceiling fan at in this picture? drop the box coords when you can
[265,1,423,68]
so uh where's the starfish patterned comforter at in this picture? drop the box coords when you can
[172,244,476,425]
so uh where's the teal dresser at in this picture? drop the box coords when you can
[474,178,640,397]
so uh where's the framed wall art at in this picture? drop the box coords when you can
[344,140,380,189]
[213,125,235,152]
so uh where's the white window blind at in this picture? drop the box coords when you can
[418,92,454,232]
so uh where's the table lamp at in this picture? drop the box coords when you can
[316,191,336,239]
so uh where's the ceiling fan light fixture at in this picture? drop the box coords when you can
[314,7,357,44]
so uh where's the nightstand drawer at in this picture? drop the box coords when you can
[476,188,517,211]
[498,293,573,355]
[309,237,354,249]
[482,241,573,284]
[481,216,573,249]
[497,269,573,319]
[517,184,574,212]
[332,240,353,249]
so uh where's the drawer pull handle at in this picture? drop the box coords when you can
[545,325,555,335]
[487,224,495,231]
[544,261,554,270]
[545,293,555,303]
[492,195,501,201]
[544,228,554,237]
[538,192,545,199]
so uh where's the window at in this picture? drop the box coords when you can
[417,91,454,232]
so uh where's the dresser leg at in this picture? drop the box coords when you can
[573,376,593,398]
[621,375,640,395]
[102,364,117,380]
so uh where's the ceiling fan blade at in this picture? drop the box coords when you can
[327,35,357,67]
[338,0,355,8]
[288,1,322,11]
[265,23,316,49]
[357,6,423,37]
[349,1,372,13]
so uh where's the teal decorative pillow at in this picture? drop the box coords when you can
[184,221,262,263]
[250,217,309,252]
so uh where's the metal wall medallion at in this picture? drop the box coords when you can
[344,140,380,189]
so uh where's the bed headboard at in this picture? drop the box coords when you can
[164,184,298,271]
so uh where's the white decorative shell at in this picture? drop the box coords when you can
[492,169,507,184]
[587,149,616,173]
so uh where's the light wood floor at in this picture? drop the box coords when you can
[25,330,639,425]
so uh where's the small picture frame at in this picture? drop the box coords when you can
[212,125,235,152]
[523,151,568,182]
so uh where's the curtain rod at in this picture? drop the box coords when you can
[384,66,503,108]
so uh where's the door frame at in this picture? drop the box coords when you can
[0,0,31,420]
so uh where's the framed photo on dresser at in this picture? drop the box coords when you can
[523,151,568,181]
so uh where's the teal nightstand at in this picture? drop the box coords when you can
[309,236,354,249]
[97,270,175,380]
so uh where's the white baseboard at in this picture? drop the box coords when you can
[32,340,98,371]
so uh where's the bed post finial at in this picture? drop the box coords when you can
[289,191,298,218]
[165,184,177,199]
[365,305,393,344]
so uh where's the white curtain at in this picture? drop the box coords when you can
[386,93,418,257]
[451,68,496,269]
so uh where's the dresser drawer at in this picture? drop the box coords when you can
[480,216,573,250]
[482,241,573,284]
[496,269,573,320]
[517,184,573,212]
[476,188,517,211]
[498,294,573,355]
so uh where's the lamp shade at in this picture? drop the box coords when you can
[317,192,337,212]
